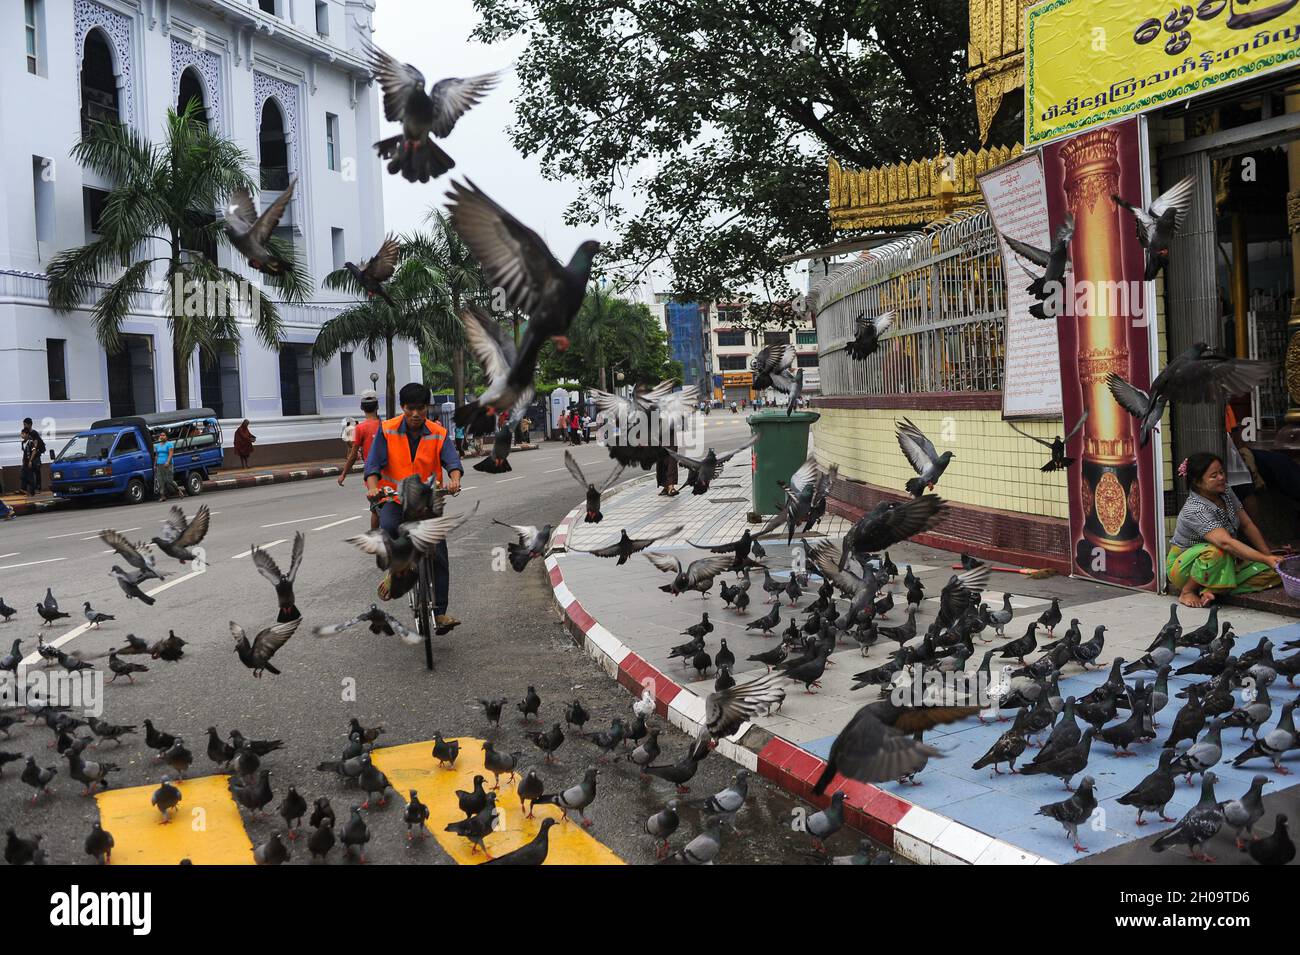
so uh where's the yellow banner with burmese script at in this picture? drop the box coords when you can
[1026,0,1300,147]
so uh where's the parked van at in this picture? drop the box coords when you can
[50,409,224,504]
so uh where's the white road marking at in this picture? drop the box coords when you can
[313,515,362,531]
[495,476,525,484]
[0,553,18,560]
[145,568,203,596]
[232,539,286,559]
[46,526,138,540]
[261,514,335,528]
[0,557,67,572]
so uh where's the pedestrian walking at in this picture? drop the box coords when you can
[153,430,182,501]
[19,418,44,496]
[341,391,383,529]
[233,419,256,468]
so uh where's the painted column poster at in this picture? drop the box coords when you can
[1043,117,1161,591]
[979,153,1063,417]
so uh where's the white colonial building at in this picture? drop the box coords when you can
[0,0,403,476]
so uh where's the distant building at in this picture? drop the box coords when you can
[1,0,397,482]
[708,301,818,404]
[651,295,710,398]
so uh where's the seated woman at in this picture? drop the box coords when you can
[1167,452,1282,608]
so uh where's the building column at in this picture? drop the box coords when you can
[1064,127,1154,585]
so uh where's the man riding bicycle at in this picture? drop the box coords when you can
[363,382,463,634]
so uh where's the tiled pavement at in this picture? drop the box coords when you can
[551,460,1300,864]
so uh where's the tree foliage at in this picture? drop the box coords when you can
[472,0,986,301]
[537,286,676,391]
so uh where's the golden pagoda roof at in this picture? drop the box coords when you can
[968,0,1028,143]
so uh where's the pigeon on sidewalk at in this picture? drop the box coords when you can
[1037,775,1098,853]
[534,767,599,827]
[1221,775,1270,850]
[1151,771,1224,862]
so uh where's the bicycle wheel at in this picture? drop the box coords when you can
[416,555,435,671]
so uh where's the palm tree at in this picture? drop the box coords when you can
[404,208,487,407]
[570,284,650,391]
[316,234,458,418]
[46,100,311,408]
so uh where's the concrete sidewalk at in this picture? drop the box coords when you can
[548,461,1300,865]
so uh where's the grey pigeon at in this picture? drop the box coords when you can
[1221,775,1270,849]
[665,437,758,495]
[896,417,953,496]
[751,342,796,392]
[845,310,893,361]
[344,235,400,306]
[308,817,335,862]
[535,767,599,828]
[363,38,498,183]
[1233,699,1296,772]
[493,520,553,572]
[1000,214,1075,319]
[1036,775,1098,853]
[481,818,556,866]
[230,617,301,677]
[340,805,371,862]
[688,770,750,833]
[221,181,297,276]
[1169,718,1224,785]
[253,831,290,866]
[645,799,680,859]
[1111,173,1196,280]
[82,602,114,628]
[106,649,148,684]
[1152,771,1225,862]
[109,566,156,605]
[806,791,846,851]
[661,816,722,865]
[84,822,113,864]
[150,504,210,563]
[250,532,305,623]
[1117,748,1178,826]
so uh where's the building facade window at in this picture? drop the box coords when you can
[107,335,157,417]
[199,344,241,419]
[177,66,207,126]
[47,338,67,401]
[331,227,345,270]
[279,343,317,416]
[326,112,339,171]
[80,28,120,136]
[717,305,744,325]
[316,1,330,35]
[718,355,748,371]
[83,187,110,237]
[259,99,290,190]
[716,330,746,347]
[340,351,355,395]
[25,0,41,75]
[32,156,53,248]
[796,330,817,345]
[763,330,791,346]
[258,0,278,15]
[796,353,819,368]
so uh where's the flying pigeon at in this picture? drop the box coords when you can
[1111,174,1196,280]
[99,529,167,582]
[1000,215,1075,319]
[454,304,538,430]
[666,436,758,495]
[645,552,734,597]
[151,504,210,563]
[564,450,625,523]
[221,181,297,276]
[1006,412,1088,472]
[493,520,552,572]
[313,604,418,644]
[1107,343,1275,448]
[251,532,305,623]
[751,343,796,392]
[447,179,600,409]
[109,566,156,605]
[344,234,400,306]
[572,526,683,565]
[845,310,894,361]
[363,37,499,183]
[347,504,478,574]
[896,417,953,496]
[473,426,514,474]
[230,618,301,677]
[786,368,804,416]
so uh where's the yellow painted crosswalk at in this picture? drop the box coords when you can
[92,738,625,865]
[95,775,256,865]
[372,740,625,865]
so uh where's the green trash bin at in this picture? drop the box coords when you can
[747,410,820,518]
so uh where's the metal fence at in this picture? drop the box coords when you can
[812,209,1008,396]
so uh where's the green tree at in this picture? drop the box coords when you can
[472,0,991,302]
[46,101,311,408]
[315,234,456,417]
[538,287,676,391]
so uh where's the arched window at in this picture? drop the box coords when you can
[259,98,289,190]
[80,28,119,136]
[177,66,207,127]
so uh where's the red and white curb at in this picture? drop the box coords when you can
[546,504,1052,865]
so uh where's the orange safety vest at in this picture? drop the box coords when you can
[378,415,446,499]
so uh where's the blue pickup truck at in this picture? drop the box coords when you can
[50,409,224,504]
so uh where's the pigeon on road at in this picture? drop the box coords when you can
[251,532,306,623]
[109,566,156,606]
[564,450,625,523]
[231,618,301,677]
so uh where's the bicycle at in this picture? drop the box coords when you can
[368,481,458,671]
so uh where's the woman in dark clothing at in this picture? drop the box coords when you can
[656,446,679,496]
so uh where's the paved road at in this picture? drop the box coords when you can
[0,414,855,865]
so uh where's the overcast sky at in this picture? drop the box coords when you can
[369,0,630,277]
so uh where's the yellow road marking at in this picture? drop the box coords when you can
[95,775,254,865]
[371,740,626,865]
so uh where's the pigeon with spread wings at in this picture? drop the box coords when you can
[1111,174,1196,281]
[1000,215,1074,320]
[838,495,945,570]
[699,671,787,743]
[493,521,552,572]
[313,605,419,645]
[1006,412,1089,473]
[845,311,894,361]
[344,235,400,308]
[1107,343,1275,448]
[751,343,797,393]
[99,530,166,582]
[572,526,684,566]
[222,181,297,276]
[564,450,624,523]
[362,37,499,183]
[151,505,210,563]
[668,435,757,496]
[250,532,306,623]
[644,553,735,598]
[473,427,514,474]
[592,381,698,469]
[348,506,478,575]
[811,702,973,794]
[455,304,536,431]
[447,177,599,420]
[231,618,301,678]
[896,417,954,497]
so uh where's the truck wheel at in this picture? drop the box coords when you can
[124,479,146,505]
[185,471,204,496]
